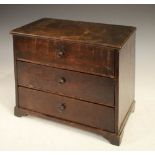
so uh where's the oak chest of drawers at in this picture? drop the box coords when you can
[11,18,136,145]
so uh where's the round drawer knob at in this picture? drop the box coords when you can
[58,50,65,57]
[57,45,65,57]
[58,103,66,112]
[58,77,66,84]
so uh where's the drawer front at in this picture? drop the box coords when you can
[17,61,115,107]
[14,35,115,77]
[18,87,115,132]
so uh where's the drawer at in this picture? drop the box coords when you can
[17,61,115,107]
[18,87,115,132]
[14,35,115,77]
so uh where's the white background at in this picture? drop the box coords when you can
[0,5,155,150]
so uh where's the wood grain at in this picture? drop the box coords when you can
[11,18,136,146]
[14,35,115,77]
[17,61,115,107]
[18,86,115,132]
[11,18,136,48]
[118,33,135,129]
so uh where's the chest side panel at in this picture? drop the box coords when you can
[118,33,135,130]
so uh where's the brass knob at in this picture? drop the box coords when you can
[58,77,66,84]
[58,103,66,112]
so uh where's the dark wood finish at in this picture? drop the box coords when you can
[118,33,136,129]
[14,35,115,77]
[11,18,135,49]
[14,100,135,146]
[17,61,115,107]
[18,87,115,132]
[11,18,136,146]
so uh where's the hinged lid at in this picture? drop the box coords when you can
[11,18,136,49]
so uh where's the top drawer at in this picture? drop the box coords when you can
[13,35,115,77]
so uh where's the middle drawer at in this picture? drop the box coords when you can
[17,61,115,107]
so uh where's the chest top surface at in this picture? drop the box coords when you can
[11,18,136,49]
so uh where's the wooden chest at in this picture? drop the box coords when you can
[11,18,136,145]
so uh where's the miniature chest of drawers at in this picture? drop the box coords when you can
[11,18,136,145]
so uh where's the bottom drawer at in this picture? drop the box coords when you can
[18,87,115,132]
